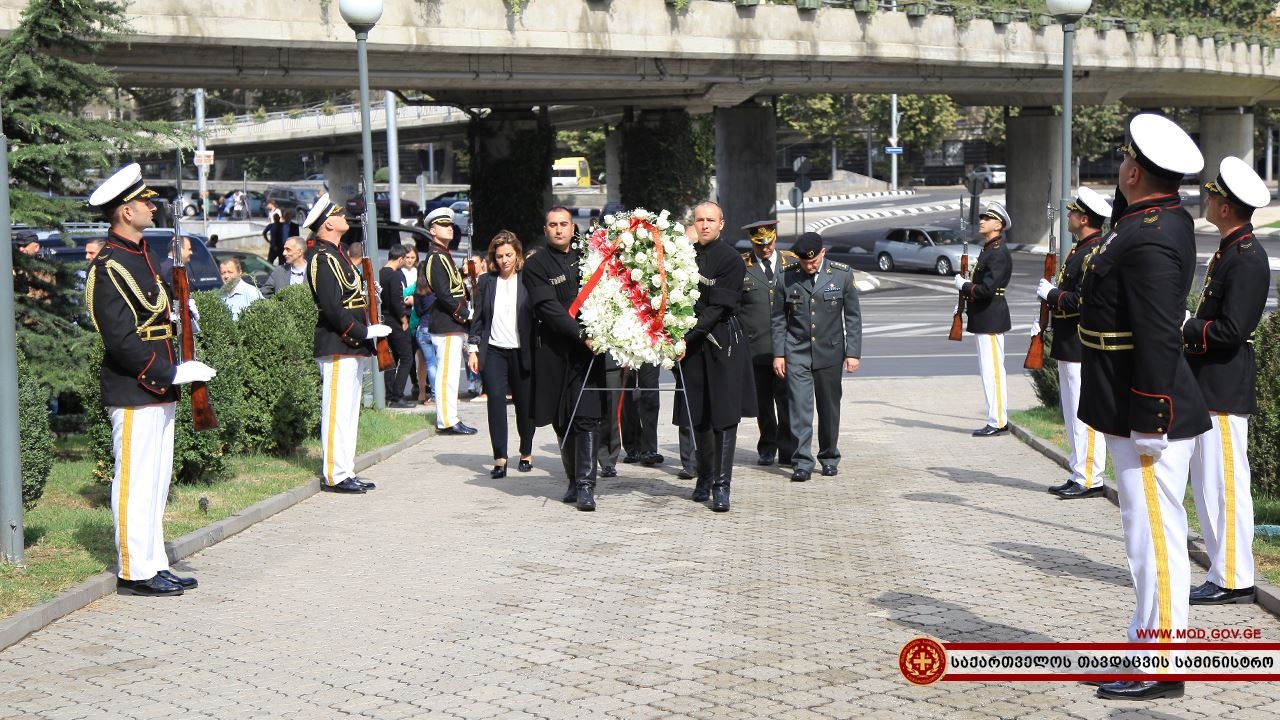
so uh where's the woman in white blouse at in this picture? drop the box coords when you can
[467,231,536,478]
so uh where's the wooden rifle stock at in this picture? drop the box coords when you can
[171,259,219,431]
[1023,253,1057,370]
[360,257,396,371]
[947,251,969,341]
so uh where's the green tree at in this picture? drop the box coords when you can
[777,94,863,152]
[855,94,961,154]
[1090,0,1275,30]
[619,110,712,218]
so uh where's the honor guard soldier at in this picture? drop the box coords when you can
[677,202,755,512]
[1037,187,1111,499]
[771,232,862,482]
[954,202,1013,436]
[86,163,217,596]
[1079,113,1209,701]
[525,207,608,511]
[422,206,477,435]
[305,193,391,494]
[740,218,799,467]
[1184,156,1271,607]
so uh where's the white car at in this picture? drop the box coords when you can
[972,164,1006,188]
[450,200,471,238]
[874,226,979,276]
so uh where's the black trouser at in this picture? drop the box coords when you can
[267,240,284,266]
[480,346,534,460]
[382,324,414,401]
[597,363,622,468]
[753,361,794,462]
[620,364,660,455]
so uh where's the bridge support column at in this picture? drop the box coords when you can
[605,126,621,206]
[715,103,775,236]
[1198,108,1253,196]
[323,153,361,210]
[1006,109,1059,251]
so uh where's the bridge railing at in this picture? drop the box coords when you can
[198,102,464,138]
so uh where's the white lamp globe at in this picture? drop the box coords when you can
[339,0,383,28]
[1045,0,1092,22]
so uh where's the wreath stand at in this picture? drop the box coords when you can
[558,355,698,452]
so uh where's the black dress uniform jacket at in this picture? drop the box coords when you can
[306,241,371,358]
[86,231,179,407]
[1045,231,1103,363]
[424,248,469,335]
[962,235,1012,334]
[1183,224,1270,414]
[771,260,863,369]
[523,244,605,427]
[676,239,756,431]
[1078,194,1210,439]
[740,250,797,365]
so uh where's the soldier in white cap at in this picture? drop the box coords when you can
[1037,186,1111,499]
[1078,113,1210,701]
[953,201,1013,436]
[85,163,217,596]
[304,193,391,494]
[420,205,477,436]
[1184,156,1271,607]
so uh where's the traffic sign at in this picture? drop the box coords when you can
[884,146,903,155]
[792,156,810,175]
[888,135,899,146]
[788,186,804,208]
[193,150,215,166]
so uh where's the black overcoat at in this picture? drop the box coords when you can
[523,244,605,428]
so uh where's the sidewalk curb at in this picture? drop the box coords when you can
[0,428,432,653]
[773,189,916,213]
[1009,419,1280,621]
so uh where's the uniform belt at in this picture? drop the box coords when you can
[1051,311,1079,319]
[342,298,367,310]
[137,325,173,341]
[1079,326,1132,351]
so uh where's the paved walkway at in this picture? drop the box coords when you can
[2,376,1278,719]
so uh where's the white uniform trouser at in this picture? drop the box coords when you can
[109,403,175,581]
[318,355,365,485]
[1057,360,1107,487]
[430,332,465,429]
[975,333,1006,428]
[1190,413,1255,589]
[1109,434,1193,651]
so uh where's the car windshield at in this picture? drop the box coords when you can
[929,229,966,245]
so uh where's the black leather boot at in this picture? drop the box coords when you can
[692,429,714,502]
[574,430,597,511]
[560,432,577,504]
[710,427,735,512]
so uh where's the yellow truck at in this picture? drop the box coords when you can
[552,156,592,187]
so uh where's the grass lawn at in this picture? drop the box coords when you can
[0,409,426,620]
[1011,406,1280,587]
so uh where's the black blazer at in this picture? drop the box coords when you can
[468,271,533,373]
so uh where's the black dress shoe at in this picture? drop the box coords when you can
[321,478,367,494]
[157,569,198,589]
[351,476,376,490]
[1189,581,1255,605]
[388,399,417,409]
[600,465,617,478]
[1048,480,1075,494]
[677,468,695,480]
[117,575,183,597]
[1058,483,1106,499]
[640,452,664,466]
[821,463,838,477]
[790,469,811,482]
[972,425,1009,437]
[621,452,641,464]
[1096,680,1184,700]
[490,465,507,479]
[757,454,775,466]
[517,459,533,472]
[438,423,478,435]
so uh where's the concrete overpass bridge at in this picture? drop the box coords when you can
[5,0,1278,238]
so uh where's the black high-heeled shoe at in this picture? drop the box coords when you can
[490,464,507,479]
[517,458,533,472]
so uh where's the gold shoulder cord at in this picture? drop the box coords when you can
[97,259,170,337]
[430,252,466,298]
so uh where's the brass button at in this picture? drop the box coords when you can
[1157,413,1165,418]
[1157,427,1165,432]
[1158,398,1167,404]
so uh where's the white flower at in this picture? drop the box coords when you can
[603,214,615,225]
[669,288,685,302]
[651,274,663,288]
[650,296,663,309]
[630,268,643,282]
[619,231,634,246]
[636,227,649,240]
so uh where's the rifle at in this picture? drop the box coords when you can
[360,257,396,371]
[1023,253,1056,370]
[171,151,218,431]
[947,242,969,341]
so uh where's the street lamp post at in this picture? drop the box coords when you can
[339,0,385,410]
[0,94,25,566]
[1047,0,1092,261]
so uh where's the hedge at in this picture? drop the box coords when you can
[17,350,53,509]
[1249,304,1280,499]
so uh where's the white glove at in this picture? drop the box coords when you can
[1131,431,1168,461]
[172,360,217,385]
[365,324,392,340]
[1030,321,1041,337]
[1036,278,1056,301]
[952,274,966,291]
[1183,310,1192,329]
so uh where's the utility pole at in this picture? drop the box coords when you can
[0,93,26,566]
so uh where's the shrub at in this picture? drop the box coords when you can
[235,285,321,454]
[1028,345,1059,410]
[1250,306,1280,498]
[17,350,53,509]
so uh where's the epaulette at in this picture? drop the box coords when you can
[780,250,799,259]
[740,250,753,262]
[827,260,851,271]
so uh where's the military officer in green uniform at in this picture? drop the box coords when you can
[771,233,862,482]
[740,219,799,467]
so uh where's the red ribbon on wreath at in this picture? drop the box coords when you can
[568,218,672,349]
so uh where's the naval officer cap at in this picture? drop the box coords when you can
[303,193,343,232]
[87,162,158,216]
[980,201,1011,230]
[792,232,823,260]
[424,207,453,225]
[1119,113,1204,182]
[1205,156,1270,210]
[742,219,779,245]
[1067,186,1113,221]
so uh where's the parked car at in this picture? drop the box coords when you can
[449,200,471,238]
[342,219,467,266]
[873,226,978,276]
[41,228,222,291]
[264,185,323,217]
[344,191,420,219]
[424,190,470,212]
[211,249,273,288]
[971,164,1006,188]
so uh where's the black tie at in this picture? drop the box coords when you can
[763,259,774,283]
